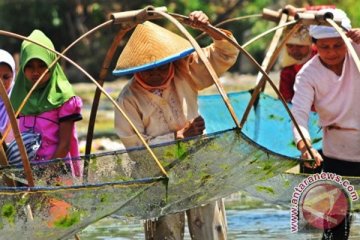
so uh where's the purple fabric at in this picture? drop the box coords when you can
[0,49,15,135]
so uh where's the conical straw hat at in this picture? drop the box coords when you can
[112,21,194,76]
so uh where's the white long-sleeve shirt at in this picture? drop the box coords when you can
[292,41,360,161]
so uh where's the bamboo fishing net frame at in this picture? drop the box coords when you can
[2,6,359,189]
[0,13,169,180]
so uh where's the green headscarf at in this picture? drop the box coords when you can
[10,29,75,115]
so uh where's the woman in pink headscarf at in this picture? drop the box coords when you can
[0,49,16,143]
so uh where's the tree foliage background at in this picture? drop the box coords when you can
[0,0,359,82]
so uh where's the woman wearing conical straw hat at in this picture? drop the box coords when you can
[291,8,360,239]
[114,11,239,240]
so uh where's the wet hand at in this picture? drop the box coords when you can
[300,147,323,169]
[188,11,209,30]
[175,115,205,139]
[284,5,300,17]
[346,29,360,44]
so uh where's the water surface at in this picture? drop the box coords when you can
[78,208,360,239]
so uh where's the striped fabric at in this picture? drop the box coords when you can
[6,131,41,165]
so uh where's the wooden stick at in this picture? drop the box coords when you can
[242,21,295,49]
[185,19,315,160]
[239,21,299,130]
[0,80,34,186]
[84,28,131,180]
[327,19,360,73]
[111,6,167,24]
[262,8,294,22]
[0,20,114,144]
[195,14,262,40]
[165,12,241,128]
[0,26,169,178]
[255,12,288,87]
[0,141,16,186]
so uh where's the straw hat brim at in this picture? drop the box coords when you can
[112,21,195,76]
[112,48,194,76]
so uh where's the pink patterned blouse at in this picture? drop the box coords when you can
[19,96,83,176]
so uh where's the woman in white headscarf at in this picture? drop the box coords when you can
[291,8,360,239]
[0,49,16,143]
[279,25,317,103]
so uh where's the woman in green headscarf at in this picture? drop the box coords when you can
[10,29,83,177]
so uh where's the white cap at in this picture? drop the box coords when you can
[309,8,351,39]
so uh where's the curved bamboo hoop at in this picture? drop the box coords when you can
[0,20,114,144]
[174,18,315,161]
[83,28,132,180]
[327,19,360,73]
[215,14,263,27]
[195,14,262,40]
[255,12,288,89]
[242,20,296,48]
[0,22,115,188]
[0,30,168,178]
[240,22,301,128]
[162,11,240,127]
[163,12,316,158]
[260,21,301,81]
[0,146,16,186]
[0,81,34,186]
[241,20,315,159]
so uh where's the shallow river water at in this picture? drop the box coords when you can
[77,207,360,239]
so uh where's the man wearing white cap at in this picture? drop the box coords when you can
[291,8,360,239]
[114,11,239,240]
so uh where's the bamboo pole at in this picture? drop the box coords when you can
[195,14,262,40]
[163,12,241,128]
[0,26,169,178]
[0,20,114,144]
[255,12,288,90]
[239,21,300,129]
[0,139,16,186]
[83,28,131,180]
[190,20,315,160]
[0,80,34,186]
[327,19,360,73]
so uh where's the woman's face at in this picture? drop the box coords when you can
[24,59,50,86]
[315,37,347,68]
[139,63,170,86]
[286,43,311,61]
[0,63,14,91]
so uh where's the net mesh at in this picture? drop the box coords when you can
[1,128,300,239]
[199,91,322,157]
[1,92,350,239]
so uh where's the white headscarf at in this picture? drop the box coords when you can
[309,8,351,39]
[0,49,16,134]
[280,26,313,68]
[0,49,15,83]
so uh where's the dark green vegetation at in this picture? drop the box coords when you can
[1,0,359,83]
